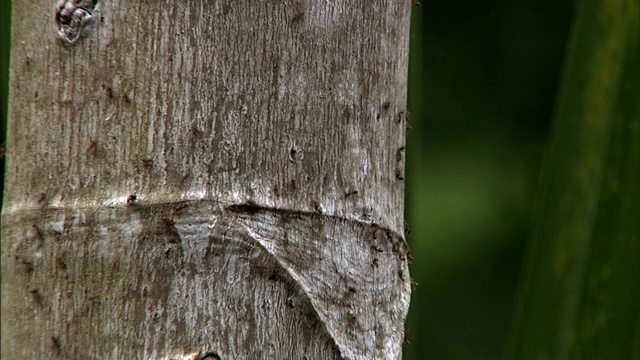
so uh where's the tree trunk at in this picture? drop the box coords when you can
[1,1,411,359]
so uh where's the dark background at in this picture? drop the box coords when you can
[0,1,576,359]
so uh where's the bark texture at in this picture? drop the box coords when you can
[2,1,412,359]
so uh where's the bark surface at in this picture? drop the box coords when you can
[2,1,412,359]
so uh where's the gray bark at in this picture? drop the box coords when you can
[1,1,412,359]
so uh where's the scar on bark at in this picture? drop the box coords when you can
[36,192,48,206]
[311,199,323,214]
[87,140,98,156]
[225,199,262,215]
[21,260,34,274]
[173,202,189,213]
[396,147,406,180]
[50,335,62,354]
[29,289,44,306]
[291,0,307,21]
[161,218,181,243]
[55,0,99,45]
[32,224,45,243]
[200,351,222,359]
[345,190,358,198]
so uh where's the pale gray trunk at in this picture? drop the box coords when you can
[1,1,411,359]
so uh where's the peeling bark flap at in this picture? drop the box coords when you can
[226,205,411,360]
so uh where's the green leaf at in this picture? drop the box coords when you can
[509,0,640,358]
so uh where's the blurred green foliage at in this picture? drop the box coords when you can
[509,0,640,358]
[405,1,574,359]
